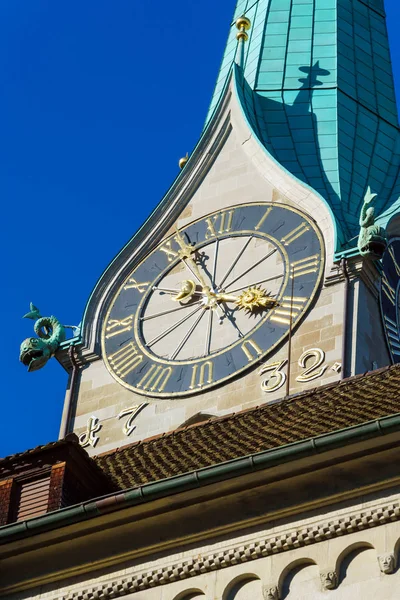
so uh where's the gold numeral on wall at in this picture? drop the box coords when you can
[118,403,147,436]
[259,359,287,393]
[382,273,396,306]
[255,207,272,231]
[123,278,150,293]
[270,296,307,325]
[189,361,213,389]
[281,222,310,246]
[105,315,135,339]
[137,364,173,393]
[108,343,143,378]
[205,210,235,239]
[295,348,327,382]
[290,255,319,278]
[241,339,263,362]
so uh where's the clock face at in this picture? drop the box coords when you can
[380,237,400,363]
[102,202,324,397]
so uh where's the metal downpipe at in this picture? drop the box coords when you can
[341,258,350,379]
[59,345,79,438]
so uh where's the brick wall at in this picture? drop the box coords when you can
[47,463,66,513]
[0,479,14,526]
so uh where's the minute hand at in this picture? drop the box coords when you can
[174,228,211,291]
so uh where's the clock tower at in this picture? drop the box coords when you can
[9,2,400,600]
[54,0,400,456]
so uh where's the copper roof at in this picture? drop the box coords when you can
[95,364,400,490]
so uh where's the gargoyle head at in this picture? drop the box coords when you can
[19,337,52,372]
[359,237,387,260]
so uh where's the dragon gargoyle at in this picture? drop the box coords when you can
[358,186,387,260]
[20,303,66,372]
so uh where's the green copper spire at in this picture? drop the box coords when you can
[207,0,400,252]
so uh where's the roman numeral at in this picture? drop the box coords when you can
[123,278,150,293]
[270,296,307,325]
[382,273,396,306]
[241,339,263,362]
[205,210,235,239]
[159,239,180,262]
[105,315,135,339]
[189,361,213,389]
[108,343,143,378]
[290,255,319,278]
[255,207,273,231]
[137,364,173,393]
[281,222,310,246]
[388,245,400,276]
[384,315,400,356]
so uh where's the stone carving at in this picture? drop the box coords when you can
[20,304,66,372]
[57,501,400,600]
[358,186,387,260]
[263,586,279,600]
[378,553,395,574]
[320,570,338,590]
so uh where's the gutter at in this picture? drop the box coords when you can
[1,412,400,545]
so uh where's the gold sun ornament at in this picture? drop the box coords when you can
[236,286,278,314]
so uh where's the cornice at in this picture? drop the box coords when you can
[48,498,400,600]
[324,256,381,298]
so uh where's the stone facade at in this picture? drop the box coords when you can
[7,491,400,599]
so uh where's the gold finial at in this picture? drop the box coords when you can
[179,153,189,170]
[236,15,251,41]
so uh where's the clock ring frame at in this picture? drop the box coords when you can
[101,201,325,398]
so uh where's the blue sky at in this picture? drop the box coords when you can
[2,0,400,458]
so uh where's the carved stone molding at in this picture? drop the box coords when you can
[324,257,380,298]
[55,500,400,600]
[378,553,396,574]
[320,570,338,590]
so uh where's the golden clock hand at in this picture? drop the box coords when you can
[215,292,239,303]
[172,279,197,302]
[174,227,212,293]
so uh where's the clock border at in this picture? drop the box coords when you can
[101,202,325,398]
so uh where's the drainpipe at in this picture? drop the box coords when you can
[341,258,350,380]
[59,345,79,439]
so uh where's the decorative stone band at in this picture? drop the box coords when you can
[59,502,400,600]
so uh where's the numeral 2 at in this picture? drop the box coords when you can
[295,348,327,382]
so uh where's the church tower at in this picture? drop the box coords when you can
[8,2,400,599]
[54,0,400,455]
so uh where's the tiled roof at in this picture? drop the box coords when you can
[95,364,400,490]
